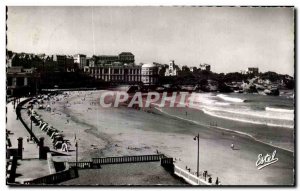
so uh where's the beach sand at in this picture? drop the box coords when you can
[35,90,294,185]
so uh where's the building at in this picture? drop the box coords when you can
[87,65,142,84]
[53,55,67,71]
[142,63,158,85]
[199,64,211,71]
[247,67,259,76]
[66,56,76,72]
[92,52,135,66]
[6,51,16,68]
[95,55,119,65]
[74,54,87,69]
[23,68,36,74]
[53,55,66,64]
[165,60,178,76]
[87,57,95,67]
[189,67,195,72]
[240,70,247,74]
[118,52,135,64]
[7,66,40,96]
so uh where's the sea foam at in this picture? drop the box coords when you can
[265,107,294,114]
[217,94,245,103]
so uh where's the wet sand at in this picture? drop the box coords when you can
[37,91,294,185]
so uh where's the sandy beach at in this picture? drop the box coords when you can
[34,90,294,185]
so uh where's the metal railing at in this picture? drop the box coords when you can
[92,154,161,164]
[23,167,78,185]
[16,98,40,145]
[68,162,93,169]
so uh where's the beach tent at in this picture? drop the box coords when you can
[51,133,64,140]
[41,123,48,131]
[54,141,63,149]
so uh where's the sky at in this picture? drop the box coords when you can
[7,6,294,75]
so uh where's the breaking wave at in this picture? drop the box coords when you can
[202,108,293,129]
[265,107,294,114]
[217,94,245,103]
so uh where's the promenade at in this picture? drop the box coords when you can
[6,99,50,183]
[61,162,187,185]
[7,99,39,159]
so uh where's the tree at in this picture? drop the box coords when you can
[181,65,190,72]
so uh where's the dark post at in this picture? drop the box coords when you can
[17,137,23,159]
[39,137,44,159]
[75,141,78,168]
[194,133,200,177]
[197,133,199,177]
[30,115,33,140]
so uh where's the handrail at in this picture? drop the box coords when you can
[92,154,161,164]
[23,167,78,185]
[15,98,40,145]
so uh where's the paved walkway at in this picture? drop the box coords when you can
[14,159,50,184]
[61,162,187,185]
[7,99,51,183]
[7,99,39,159]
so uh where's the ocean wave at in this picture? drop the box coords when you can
[154,107,293,153]
[214,102,231,106]
[265,107,294,113]
[202,108,293,129]
[193,94,216,105]
[217,94,245,103]
[199,106,293,121]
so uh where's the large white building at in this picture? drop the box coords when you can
[84,61,159,85]
[165,60,178,76]
[86,65,141,83]
[141,63,158,85]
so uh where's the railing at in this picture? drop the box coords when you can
[161,157,173,166]
[68,162,93,169]
[92,154,161,164]
[16,98,40,145]
[174,165,212,186]
[23,167,78,185]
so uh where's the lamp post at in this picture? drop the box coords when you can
[193,133,200,177]
[30,107,33,140]
[30,115,32,140]
[75,141,78,168]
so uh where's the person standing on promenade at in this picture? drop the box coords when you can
[62,141,69,152]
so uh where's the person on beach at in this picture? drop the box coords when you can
[231,143,235,150]
[208,177,212,183]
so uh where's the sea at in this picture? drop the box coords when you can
[157,90,294,151]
